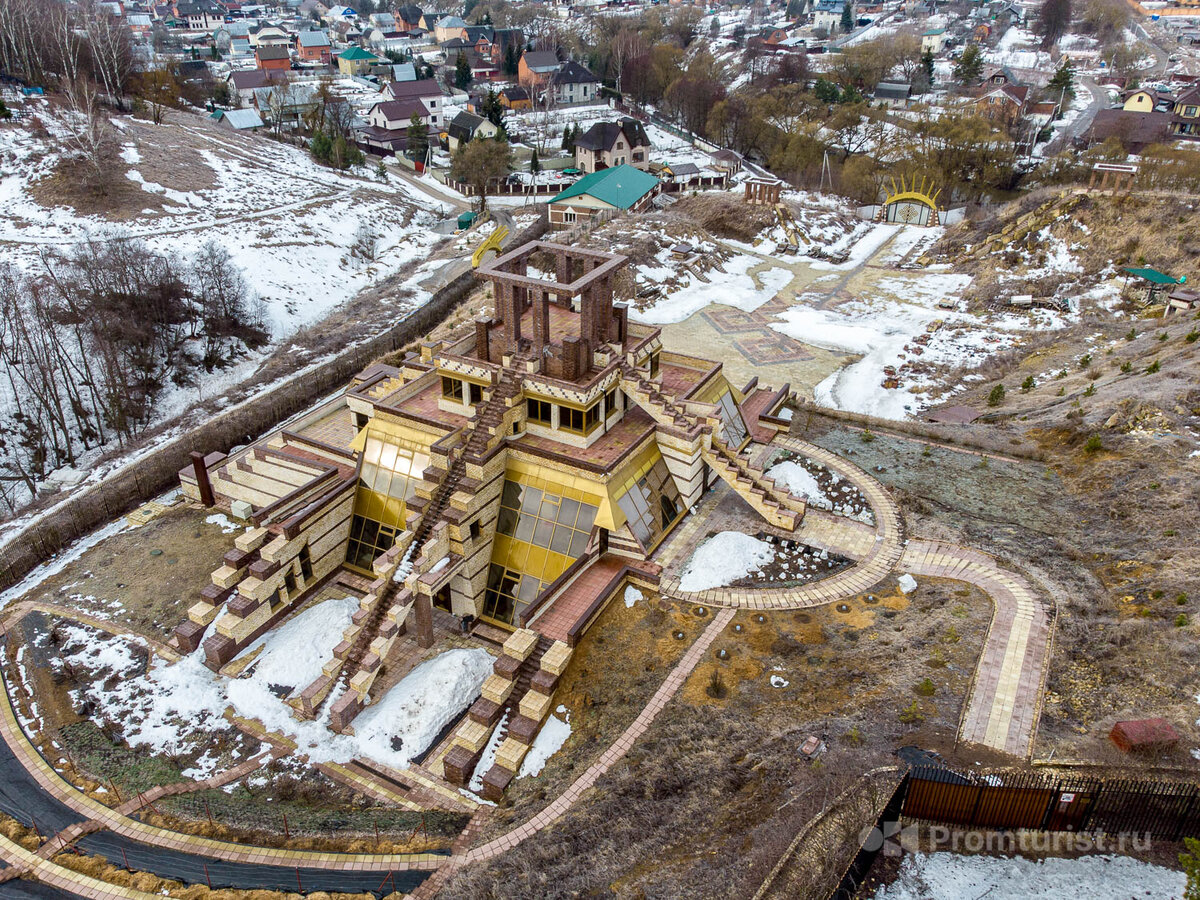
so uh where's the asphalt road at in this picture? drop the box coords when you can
[0,678,438,896]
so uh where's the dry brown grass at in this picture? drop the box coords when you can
[668,192,776,242]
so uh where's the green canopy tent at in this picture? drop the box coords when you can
[1122,267,1186,307]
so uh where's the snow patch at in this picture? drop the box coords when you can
[518,709,571,778]
[679,532,774,592]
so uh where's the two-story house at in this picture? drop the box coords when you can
[550,60,601,105]
[385,78,445,129]
[1171,86,1200,138]
[573,119,651,173]
[296,31,332,65]
[338,46,380,77]
[518,50,560,89]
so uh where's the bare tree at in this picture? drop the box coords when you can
[61,79,118,194]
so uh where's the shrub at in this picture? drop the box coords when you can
[1153,589,1165,599]
[1021,375,1035,392]
[1158,332,1169,342]
[987,384,1005,407]
[844,725,863,746]
[1083,434,1103,454]
[1145,359,1161,374]
[1120,361,1132,374]
[914,677,936,697]
[942,625,960,644]
[1126,327,1137,341]
[1178,593,1189,605]
[1176,614,1189,628]
[1079,354,1091,368]
[706,668,727,699]
[898,700,924,724]
[1056,369,1068,379]
[860,428,875,443]
[1083,383,1096,397]
[1186,330,1199,343]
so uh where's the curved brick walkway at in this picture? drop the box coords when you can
[658,436,906,609]
[900,540,1052,758]
[0,678,446,874]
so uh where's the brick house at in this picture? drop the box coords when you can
[296,31,332,65]
[255,45,291,72]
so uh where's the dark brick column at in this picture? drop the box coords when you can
[475,316,491,360]
[414,592,434,648]
[191,451,215,507]
[532,291,550,357]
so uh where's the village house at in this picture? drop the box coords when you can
[255,44,292,72]
[385,78,445,129]
[499,86,532,110]
[921,27,947,54]
[338,46,380,77]
[249,23,292,48]
[174,0,222,30]
[1170,86,1200,138]
[973,83,1029,127]
[296,30,332,64]
[812,0,850,33]
[518,50,561,89]
[434,14,468,42]
[548,165,661,227]
[447,111,499,151]
[396,4,423,30]
[573,119,652,173]
[550,60,601,105]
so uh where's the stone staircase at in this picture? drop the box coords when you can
[702,437,803,531]
[619,365,801,531]
[321,363,524,731]
[441,630,572,800]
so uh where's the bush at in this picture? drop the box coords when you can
[1158,332,1169,342]
[1120,361,1132,374]
[1084,434,1103,454]
[1079,354,1091,368]
[987,384,1005,407]
[860,428,875,443]
[706,668,727,699]
[1187,330,1199,343]
[1178,594,1189,606]
[898,700,924,724]
[1126,327,1137,341]
[1021,375,1035,392]
[844,725,863,746]
[914,677,936,697]
[1083,383,1096,397]
[1145,359,1161,374]
[1176,614,1189,628]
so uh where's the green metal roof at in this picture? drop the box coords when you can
[1123,267,1183,285]
[554,165,660,210]
[339,46,379,61]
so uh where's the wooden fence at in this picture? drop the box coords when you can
[904,766,1200,841]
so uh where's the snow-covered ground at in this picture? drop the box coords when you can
[44,598,494,778]
[519,705,571,778]
[631,255,792,325]
[679,532,775,592]
[873,852,1185,900]
[0,97,447,337]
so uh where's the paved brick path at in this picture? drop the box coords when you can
[901,540,1052,758]
[658,436,905,609]
[456,608,736,866]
